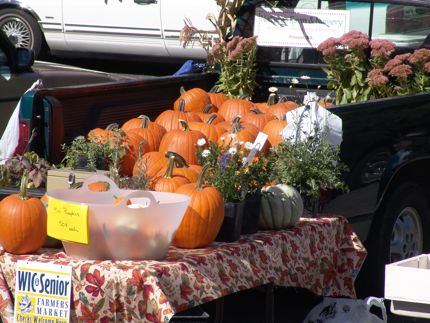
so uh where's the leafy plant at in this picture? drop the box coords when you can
[196,138,271,202]
[269,127,348,205]
[0,151,51,188]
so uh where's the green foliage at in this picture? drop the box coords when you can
[269,129,348,203]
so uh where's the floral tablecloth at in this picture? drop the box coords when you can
[0,216,366,323]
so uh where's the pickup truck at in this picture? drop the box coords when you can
[2,0,430,299]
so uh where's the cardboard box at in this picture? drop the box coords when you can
[47,168,108,191]
[385,254,430,318]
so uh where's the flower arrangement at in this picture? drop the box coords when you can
[196,137,271,202]
[317,30,430,104]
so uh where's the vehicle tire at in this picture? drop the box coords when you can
[0,9,43,58]
[356,182,430,298]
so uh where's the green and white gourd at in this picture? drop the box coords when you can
[259,184,304,229]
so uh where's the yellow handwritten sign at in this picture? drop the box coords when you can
[47,197,89,244]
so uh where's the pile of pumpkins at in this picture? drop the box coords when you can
[0,87,305,255]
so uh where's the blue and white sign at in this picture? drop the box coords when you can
[14,261,72,323]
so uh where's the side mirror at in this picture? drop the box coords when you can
[15,47,34,70]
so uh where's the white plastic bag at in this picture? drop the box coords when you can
[303,297,387,323]
[0,79,43,163]
[280,99,343,147]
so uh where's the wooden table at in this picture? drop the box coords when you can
[0,216,366,323]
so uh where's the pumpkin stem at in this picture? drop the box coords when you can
[196,164,210,190]
[106,123,119,131]
[231,116,242,133]
[206,114,218,125]
[19,169,30,200]
[250,107,264,115]
[267,93,277,106]
[179,119,190,131]
[166,151,189,168]
[203,104,213,114]
[179,86,186,95]
[209,85,218,93]
[139,115,150,129]
[178,99,186,112]
[163,156,176,179]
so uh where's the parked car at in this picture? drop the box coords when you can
[0,0,219,60]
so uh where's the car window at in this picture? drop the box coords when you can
[248,1,430,65]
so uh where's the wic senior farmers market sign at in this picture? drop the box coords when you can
[14,261,72,323]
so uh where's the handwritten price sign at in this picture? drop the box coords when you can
[47,197,89,244]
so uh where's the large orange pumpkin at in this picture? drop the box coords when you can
[269,101,299,120]
[126,115,166,151]
[158,120,206,166]
[172,164,224,248]
[0,171,47,254]
[132,151,169,186]
[173,87,211,113]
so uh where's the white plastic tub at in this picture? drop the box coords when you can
[47,175,189,260]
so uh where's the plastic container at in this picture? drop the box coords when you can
[47,175,189,260]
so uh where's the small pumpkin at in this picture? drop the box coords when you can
[155,100,201,131]
[88,181,110,192]
[153,155,191,193]
[259,184,304,230]
[0,170,47,254]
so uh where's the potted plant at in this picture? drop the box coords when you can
[196,137,271,239]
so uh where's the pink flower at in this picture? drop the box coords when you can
[369,39,396,57]
[384,58,402,72]
[339,30,369,50]
[388,64,413,79]
[317,37,339,56]
[367,68,389,87]
[408,48,430,65]
[394,53,412,62]
[424,62,430,73]
[226,36,241,51]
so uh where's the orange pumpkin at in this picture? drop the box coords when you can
[158,120,206,166]
[242,107,275,131]
[217,98,254,122]
[155,100,201,132]
[172,164,224,248]
[126,115,165,151]
[0,171,47,254]
[207,91,228,110]
[121,132,150,177]
[87,123,121,144]
[263,117,287,146]
[153,156,191,192]
[158,151,200,182]
[173,87,211,113]
[189,114,226,143]
[269,101,298,120]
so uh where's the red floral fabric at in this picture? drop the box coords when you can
[0,216,366,323]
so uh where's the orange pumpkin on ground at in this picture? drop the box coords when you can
[172,164,224,248]
[0,170,47,254]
